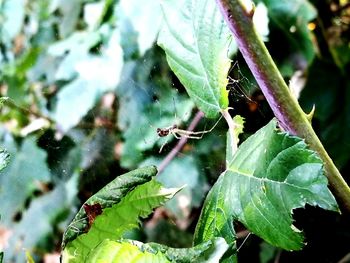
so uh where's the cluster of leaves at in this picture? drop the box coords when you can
[0,0,349,262]
[0,0,223,261]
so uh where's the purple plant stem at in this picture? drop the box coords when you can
[216,0,350,211]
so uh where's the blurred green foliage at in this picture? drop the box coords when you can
[0,0,349,262]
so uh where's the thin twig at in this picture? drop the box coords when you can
[1,97,53,122]
[221,108,238,158]
[157,111,204,175]
[274,249,282,263]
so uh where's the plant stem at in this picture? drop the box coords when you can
[216,0,350,211]
[221,109,238,160]
[1,97,53,122]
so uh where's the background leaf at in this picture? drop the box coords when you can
[117,57,194,168]
[0,137,51,225]
[259,0,317,75]
[0,148,10,172]
[117,0,163,56]
[79,237,228,263]
[195,119,338,252]
[63,178,180,261]
[3,176,78,263]
[53,30,124,132]
[158,0,231,118]
[125,237,228,263]
[0,0,26,44]
[49,0,81,38]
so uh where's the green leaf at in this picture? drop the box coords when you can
[0,0,26,44]
[261,0,317,65]
[226,115,245,165]
[84,240,170,263]
[139,238,228,263]
[158,0,230,118]
[118,0,162,55]
[0,137,51,225]
[61,165,157,247]
[195,119,338,252]
[49,0,81,38]
[53,30,123,131]
[3,175,78,263]
[0,148,10,173]
[63,178,180,261]
[253,2,270,42]
[193,173,237,261]
[0,252,3,263]
[78,237,228,263]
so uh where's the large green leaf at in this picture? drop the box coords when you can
[158,0,230,118]
[62,166,157,247]
[0,137,51,225]
[117,0,162,55]
[63,178,180,261]
[85,237,228,263]
[136,238,228,263]
[194,119,338,253]
[84,239,170,263]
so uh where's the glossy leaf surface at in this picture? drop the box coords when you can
[195,119,338,252]
[62,166,157,247]
[79,237,228,263]
[158,0,231,118]
[63,177,180,261]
